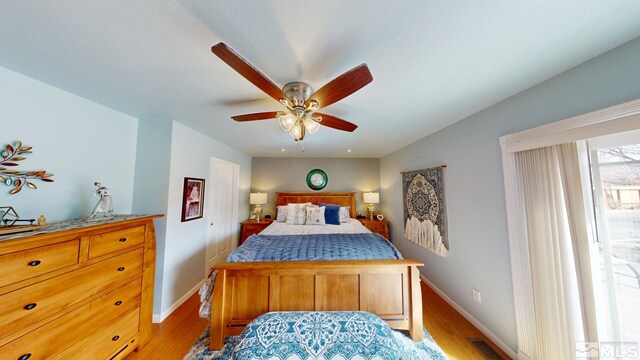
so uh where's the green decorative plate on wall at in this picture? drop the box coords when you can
[306,169,328,190]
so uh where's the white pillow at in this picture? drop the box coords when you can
[277,203,312,223]
[305,206,326,225]
[285,203,307,225]
[276,205,287,222]
[339,206,350,223]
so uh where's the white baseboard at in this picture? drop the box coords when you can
[152,278,206,323]
[420,275,518,360]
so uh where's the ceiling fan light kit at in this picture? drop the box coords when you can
[211,42,372,144]
[276,82,323,141]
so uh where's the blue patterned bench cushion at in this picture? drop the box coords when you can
[232,311,402,360]
[228,233,403,262]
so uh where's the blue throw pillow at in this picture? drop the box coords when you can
[319,203,340,225]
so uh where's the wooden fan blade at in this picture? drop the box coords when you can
[232,112,280,122]
[314,113,358,132]
[307,64,373,109]
[212,43,286,103]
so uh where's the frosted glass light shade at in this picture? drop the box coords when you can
[289,122,303,140]
[363,192,379,204]
[303,117,320,134]
[249,192,267,205]
[278,113,296,132]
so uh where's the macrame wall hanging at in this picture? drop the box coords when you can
[401,165,448,257]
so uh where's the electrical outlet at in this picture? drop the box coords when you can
[472,288,482,303]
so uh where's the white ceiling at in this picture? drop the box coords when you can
[1,1,640,157]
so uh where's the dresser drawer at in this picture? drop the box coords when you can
[367,222,387,232]
[0,279,141,360]
[0,248,143,340]
[0,240,79,288]
[52,309,139,360]
[89,225,145,259]
[242,224,262,234]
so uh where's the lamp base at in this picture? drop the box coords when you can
[253,205,263,222]
[367,204,376,221]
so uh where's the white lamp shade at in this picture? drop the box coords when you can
[363,192,379,204]
[250,192,267,205]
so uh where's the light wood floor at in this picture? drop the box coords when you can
[126,282,511,359]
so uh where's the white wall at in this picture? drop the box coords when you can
[131,118,173,314]
[159,121,251,316]
[380,37,640,353]
[0,66,138,220]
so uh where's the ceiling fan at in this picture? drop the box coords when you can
[211,42,373,142]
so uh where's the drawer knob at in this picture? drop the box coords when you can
[112,335,120,341]
[119,237,127,242]
[114,300,123,306]
[117,267,125,272]
[27,260,41,267]
[23,303,37,311]
[18,354,31,360]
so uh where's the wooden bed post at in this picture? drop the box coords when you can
[209,270,227,351]
[408,265,424,341]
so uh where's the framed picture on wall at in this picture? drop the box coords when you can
[181,177,205,222]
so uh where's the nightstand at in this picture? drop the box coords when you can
[240,218,273,244]
[359,218,390,240]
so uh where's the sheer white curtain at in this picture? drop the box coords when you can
[514,143,596,359]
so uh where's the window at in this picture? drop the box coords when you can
[588,133,640,342]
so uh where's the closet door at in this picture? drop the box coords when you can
[207,158,239,271]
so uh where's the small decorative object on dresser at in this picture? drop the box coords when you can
[181,177,205,222]
[0,206,44,235]
[89,182,113,219]
[0,214,162,360]
[359,218,390,240]
[239,218,273,244]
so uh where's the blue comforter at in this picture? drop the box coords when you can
[227,233,403,262]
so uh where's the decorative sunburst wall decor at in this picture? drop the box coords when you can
[0,141,54,195]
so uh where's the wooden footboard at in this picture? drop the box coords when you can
[209,259,424,350]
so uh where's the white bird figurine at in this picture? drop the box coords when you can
[89,182,113,219]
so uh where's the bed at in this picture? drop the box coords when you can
[207,192,424,350]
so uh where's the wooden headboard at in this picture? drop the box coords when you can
[275,192,357,218]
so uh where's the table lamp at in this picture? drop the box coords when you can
[363,192,379,220]
[249,192,267,221]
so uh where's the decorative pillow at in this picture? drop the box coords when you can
[305,206,326,225]
[285,203,307,225]
[276,205,287,222]
[339,206,351,222]
[319,203,340,225]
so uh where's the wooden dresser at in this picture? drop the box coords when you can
[0,215,161,360]
[239,218,273,244]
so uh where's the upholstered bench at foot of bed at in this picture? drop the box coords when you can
[233,311,402,360]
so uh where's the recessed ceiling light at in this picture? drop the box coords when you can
[347,149,352,152]
[281,148,285,152]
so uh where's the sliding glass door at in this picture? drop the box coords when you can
[587,131,640,347]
